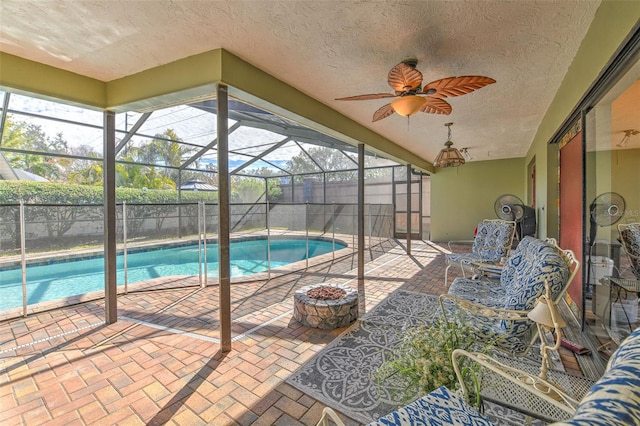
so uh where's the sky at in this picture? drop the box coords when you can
[1,90,399,175]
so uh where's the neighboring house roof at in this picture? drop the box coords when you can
[0,151,19,180]
[0,151,49,182]
[178,180,217,191]
[14,169,49,182]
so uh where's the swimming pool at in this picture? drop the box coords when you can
[0,237,346,311]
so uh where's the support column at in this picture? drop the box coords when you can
[391,170,396,237]
[357,143,366,314]
[406,164,411,255]
[103,111,117,324]
[178,170,182,238]
[217,84,232,353]
[418,173,423,239]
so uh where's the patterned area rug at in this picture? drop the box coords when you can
[286,290,543,425]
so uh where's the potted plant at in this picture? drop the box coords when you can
[375,312,495,409]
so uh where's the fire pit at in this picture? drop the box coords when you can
[293,283,358,329]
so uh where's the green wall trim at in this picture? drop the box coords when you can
[0,52,105,109]
[0,47,433,173]
[106,50,222,111]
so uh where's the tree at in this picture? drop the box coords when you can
[115,162,175,190]
[286,146,358,181]
[68,163,103,186]
[232,177,266,203]
[1,116,71,181]
[67,145,103,185]
[241,167,282,201]
[129,129,195,182]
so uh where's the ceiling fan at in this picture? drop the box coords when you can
[336,58,496,122]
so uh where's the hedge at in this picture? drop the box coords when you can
[0,181,218,240]
[0,181,218,204]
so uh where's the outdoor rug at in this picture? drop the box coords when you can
[286,289,544,425]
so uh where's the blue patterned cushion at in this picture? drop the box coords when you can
[475,220,516,261]
[552,327,640,426]
[448,278,506,308]
[439,295,534,355]
[500,237,570,311]
[620,224,640,278]
[471,223,490,254]
[446,220,515,267]
[369,386,494,426]
[443,237,570,355]
[446,252,485,265]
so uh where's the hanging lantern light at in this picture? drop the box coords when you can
[433,122,465,168]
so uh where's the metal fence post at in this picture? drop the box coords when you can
[20,201,27,318]
[198,201,203,287]
[368,203,372,249]
[202,201,207,288]
[123,201,128,294]
[305,202,309,269]
[266,200,271,279]
[332,202,335,261]
[352,204,355,253]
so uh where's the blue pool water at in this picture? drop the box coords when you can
[0,238,345,311]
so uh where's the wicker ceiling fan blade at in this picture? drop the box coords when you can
[419,97,452,115]
[335,93,397,101]
[372,104,395,122]
[336,60,494,120]
[423,76,496,98]
[387,62,423,93]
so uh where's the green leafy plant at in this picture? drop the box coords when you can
[375,312,493,408]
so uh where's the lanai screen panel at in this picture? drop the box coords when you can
[0,93,105,183]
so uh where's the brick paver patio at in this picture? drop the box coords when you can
[0,240,585,425]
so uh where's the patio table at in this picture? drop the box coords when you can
[479,353,596,423]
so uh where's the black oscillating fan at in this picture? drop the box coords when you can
[495,194,537,240]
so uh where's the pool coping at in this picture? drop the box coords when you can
[0,233,387,322]
[0,233,349,271]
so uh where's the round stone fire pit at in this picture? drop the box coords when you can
[293,284,358,329]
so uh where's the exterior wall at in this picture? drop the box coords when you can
[525,2,640,238]
[2,3,638,243]
[280,180,395,204]
[430,157,525,242]
[429,2,639,242]
[588,148,640,241]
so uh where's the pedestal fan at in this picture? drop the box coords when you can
[588,192,625,247]
[586,192,626,293]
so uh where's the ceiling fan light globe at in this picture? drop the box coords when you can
[390,96,427,117]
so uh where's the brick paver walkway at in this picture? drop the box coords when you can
[0,240,583,425]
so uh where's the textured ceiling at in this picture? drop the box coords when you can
[0,0,602,164]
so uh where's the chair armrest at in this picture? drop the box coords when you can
[316,407,346,426]
[439,294,530,321]
[465,260,504,276]
[448,240,475,251]
[452,349,579,417]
